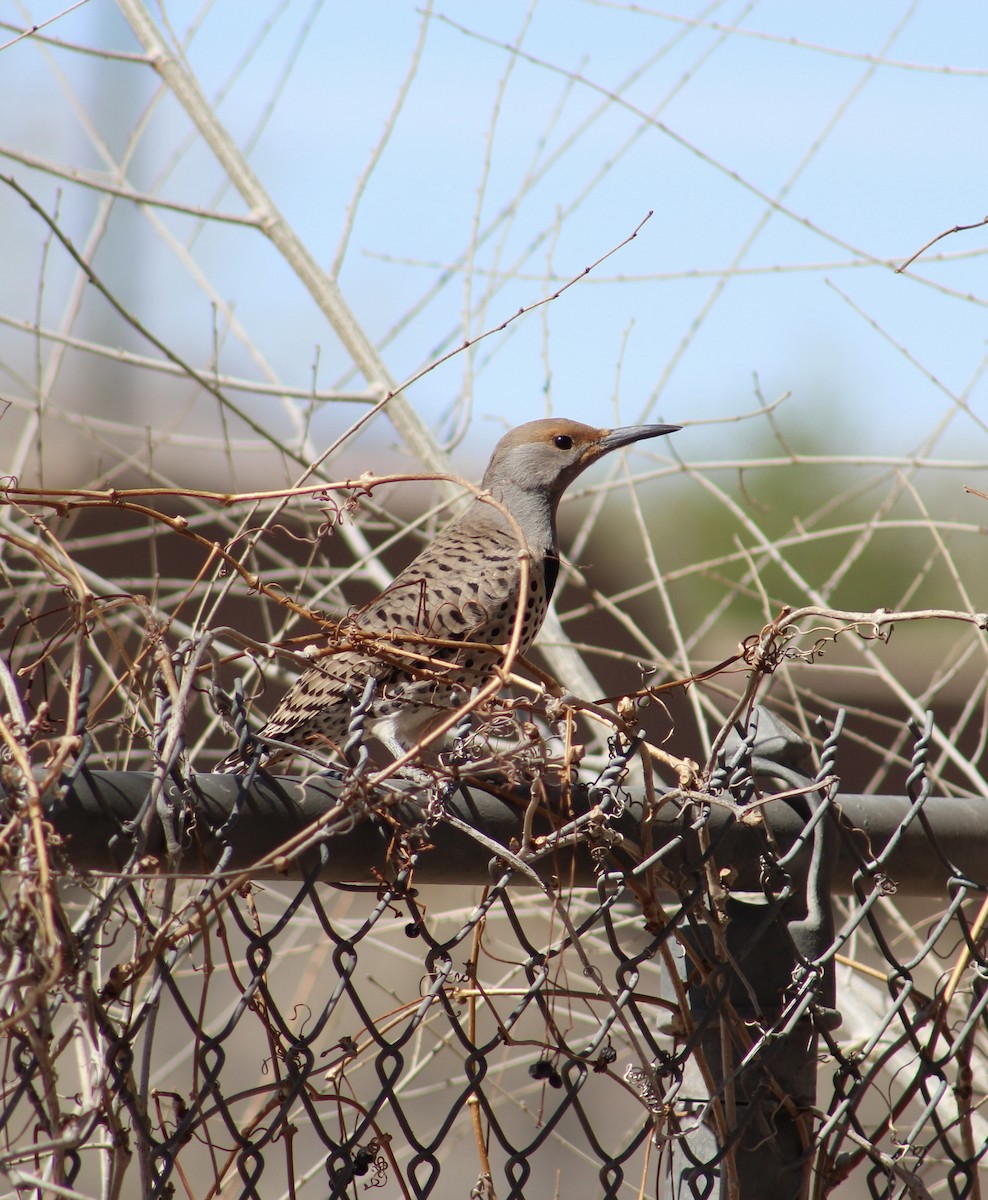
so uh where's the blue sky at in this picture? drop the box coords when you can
[1,1,987,479]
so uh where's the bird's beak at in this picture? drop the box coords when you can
[597,423,680,456]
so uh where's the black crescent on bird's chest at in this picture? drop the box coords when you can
[543,553,560,602]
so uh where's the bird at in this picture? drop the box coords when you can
[224,417,679,770]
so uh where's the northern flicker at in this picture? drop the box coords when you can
[225,417,678,769]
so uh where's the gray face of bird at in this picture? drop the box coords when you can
[482,418,680,501]
[471,418,679,553]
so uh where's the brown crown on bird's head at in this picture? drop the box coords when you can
[481,418,681,501]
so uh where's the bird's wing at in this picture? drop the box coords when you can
[255,648,387,743]
[354,520,527,644]
[244,519,532,757]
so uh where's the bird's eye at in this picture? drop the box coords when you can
[553,434,573,450]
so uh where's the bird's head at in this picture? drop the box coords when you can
[481,417,680,501]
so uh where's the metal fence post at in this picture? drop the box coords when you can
[665,710,840,1199]
[668,900,822,1198]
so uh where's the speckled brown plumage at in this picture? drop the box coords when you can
[226,417,679,768]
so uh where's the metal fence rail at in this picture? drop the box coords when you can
[3,710,988,1199]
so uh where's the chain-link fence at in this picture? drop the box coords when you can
[4,666,988,1198]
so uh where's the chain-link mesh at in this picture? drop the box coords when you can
[3,665,988,1199]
